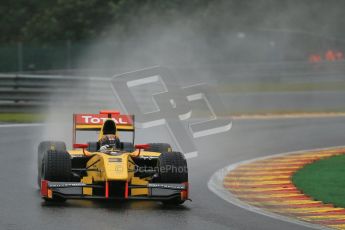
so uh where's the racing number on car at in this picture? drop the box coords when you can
[111,66,232,158]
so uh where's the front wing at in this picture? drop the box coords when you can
[41,180,189,201]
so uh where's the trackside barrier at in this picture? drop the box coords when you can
[0,62,344,113]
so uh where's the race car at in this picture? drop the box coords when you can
[37,110,189,205]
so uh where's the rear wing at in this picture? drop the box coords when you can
[72,110,135,145]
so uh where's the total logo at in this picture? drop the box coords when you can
[81,116,129,125]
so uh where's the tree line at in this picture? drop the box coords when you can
[0,0,344,44]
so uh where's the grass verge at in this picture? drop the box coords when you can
[292,154,345,208]
[0,113,45,123]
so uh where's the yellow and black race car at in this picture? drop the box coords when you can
[38,110,189,205]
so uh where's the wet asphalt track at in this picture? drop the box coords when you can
[2,117,345,230]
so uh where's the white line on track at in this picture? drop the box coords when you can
[0,123,44,128]
[207,147,345,230]
[232,113,345,120]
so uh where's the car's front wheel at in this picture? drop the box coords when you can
[37,141,66,187]
[156,151,188,205]
[41,150,71,202]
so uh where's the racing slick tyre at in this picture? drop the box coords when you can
[37,141,66,187]
[157,152,188,205]
[41,150,71,202]
[147,143,172,153]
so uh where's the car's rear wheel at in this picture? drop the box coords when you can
[156,152,188,205]
[37,141,66,187]
[41,150,71,202]
[147,143,172,153]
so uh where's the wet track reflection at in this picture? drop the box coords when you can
[2,117,345,229]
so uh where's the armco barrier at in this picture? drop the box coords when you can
[0,74,112,113]
[0,63,344,113]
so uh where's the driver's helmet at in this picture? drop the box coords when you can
[99,134,118,148]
